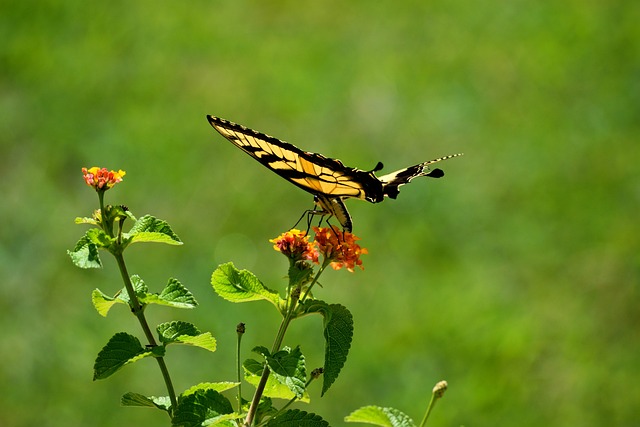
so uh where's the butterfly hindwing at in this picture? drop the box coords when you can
[378,154,463,199]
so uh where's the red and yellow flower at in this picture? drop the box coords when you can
[270,229,319,263]
[82,167,126,191]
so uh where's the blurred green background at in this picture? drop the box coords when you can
[1,1,638,426]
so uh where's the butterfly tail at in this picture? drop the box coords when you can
[378,153,462,199]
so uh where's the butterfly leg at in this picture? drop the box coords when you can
[290,206,328,236]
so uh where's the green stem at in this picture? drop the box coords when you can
[243,300,295,426]
[243,263,328,426]
[114,250,178,411]
[418,393,437,427]
[236,323,245,414]
[97,191,108,235]
[299,261,329,304]
[95,191,177,412]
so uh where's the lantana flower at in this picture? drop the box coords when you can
[82,167,126,191]
[270,229,319,263]
[313,226,367,272]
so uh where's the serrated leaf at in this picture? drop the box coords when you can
[301,301,354,395]
[124,215,182,245]
[157,321,198,342]
[211,262,281,306]
[243,357,310,403]
[182,382,239,397]
[157,321,217,352]
[142,278,197,309]
[159,278,197,307]
[121,392,171,411]
[266,409,329,427]
[68,231,104,268]
[130,274,149,293]
[171,389,234,427]
[265,347,306,399]
[345,406,415,427]
[321,304,353,395]
[93,332,154,380]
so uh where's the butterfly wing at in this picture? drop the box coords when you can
[377,153,463,199]
[207,116,383,201]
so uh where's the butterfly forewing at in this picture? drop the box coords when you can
[208,116,378,200]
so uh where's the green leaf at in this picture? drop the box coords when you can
[68,229,110,268]
[93,332,154,380]
[159,277,197,307]
[255,397,278,425]
[124,214,182,245]
[182,382,239,397]
[91,288,121,317]
[171,389,235,427]
[301,301,354,395]
[264,347,307,399]
[86,227,114,247]
[74,216,98,225]
[157,321,217,352]
[266,409,329,427]
[345,406,415,427]
[92,276,197,315]
[91,276,148,316]
[252,346,271,358]
[211,262,281,306]
[142,278,198,309]
[121,392,171,411]
[243,359,310,403]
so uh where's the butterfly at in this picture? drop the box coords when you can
[207,115,461,232]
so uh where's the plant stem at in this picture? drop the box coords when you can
[96,192,177,412]
[243,263,329,426]
[236,323,245,414]
[114,251,178,411]
[299,262,328,304]
[419,393,437,427]
[243,303,295,426]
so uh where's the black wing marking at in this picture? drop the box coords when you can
[377,153,464,199]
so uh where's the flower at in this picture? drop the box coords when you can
[82,167,126,191]
[270,229,319,263]
[313,226,367,272]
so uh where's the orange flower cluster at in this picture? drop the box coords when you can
[270,229,319,263]
[313,226,367,272]
[82,167,126,190]
[270,227,367,272]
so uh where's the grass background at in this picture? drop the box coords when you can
[1,1,638,426]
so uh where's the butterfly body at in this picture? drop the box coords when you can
[207,115,461,231]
